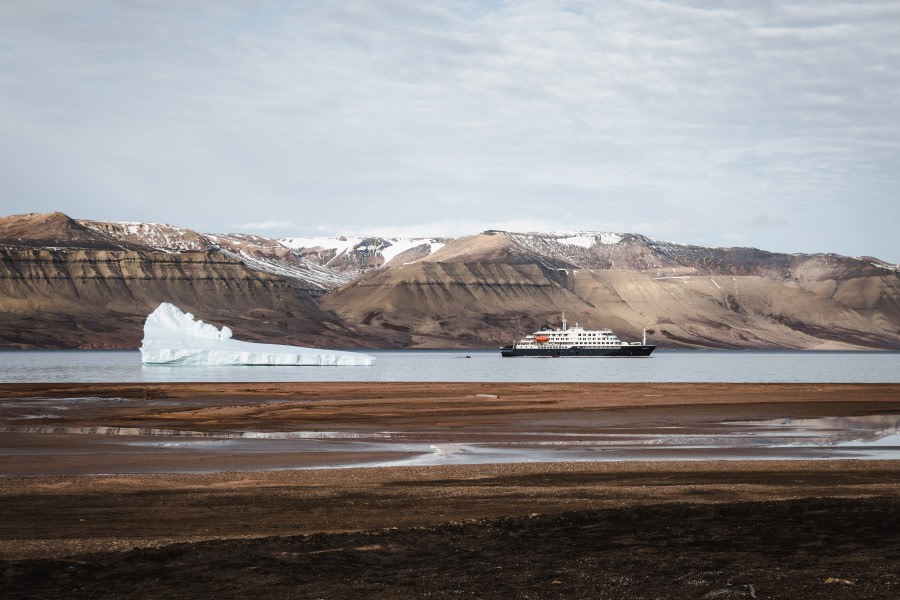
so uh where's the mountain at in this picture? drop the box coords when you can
[79,220,350,291]
[0,211,143,249]
[1,213,898,349]
[321,231,900,349]
[0,213,374,349]
[280,235,448,274]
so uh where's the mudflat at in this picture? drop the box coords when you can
[2,383,899,598]
[2,382,899,473]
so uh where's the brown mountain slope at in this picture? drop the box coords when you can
[0,213,379,349]
[0,246,376,349]
[321,261,592,346]
[564,269,899,349]
[424,231,574,268]
[0,212,133,249]
[322,232,900,349]
[2,214,897,349]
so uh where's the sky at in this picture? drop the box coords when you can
[1,1,898,262]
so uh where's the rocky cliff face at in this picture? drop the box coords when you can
[0,213,369,349]
[1,213,898,349]
[78,219,350,292]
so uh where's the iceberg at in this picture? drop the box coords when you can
[140,303,375,366]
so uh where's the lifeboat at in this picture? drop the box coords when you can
[534,335,550,343]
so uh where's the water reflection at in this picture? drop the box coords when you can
[730,415,900,444]
[3,412,899,471]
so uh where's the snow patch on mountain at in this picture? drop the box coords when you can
[381,239,444,263]
[556,233,623,248]
[141,303,374,366]
[78,222,350,290]
[217,246,350,289]
[80,221,209,252]
[509,231,626,250]
[206,234,350,289]
[506,231,629,265]
[280,236,364,256]
[379,239,419,263]
[280,236,447,268]
[861,259,900,272]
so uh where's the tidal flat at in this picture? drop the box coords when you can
[1,382,899,598]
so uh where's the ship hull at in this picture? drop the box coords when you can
[500,345,655,358]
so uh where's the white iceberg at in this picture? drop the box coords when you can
[140,303,375,366]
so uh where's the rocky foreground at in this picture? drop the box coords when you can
[1,383,899,598]
[3,488,898,599]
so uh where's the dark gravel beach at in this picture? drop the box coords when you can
[5,495,899,599]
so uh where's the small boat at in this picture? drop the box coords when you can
[500,314,655,358]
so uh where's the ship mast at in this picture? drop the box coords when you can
[561,312,567,331]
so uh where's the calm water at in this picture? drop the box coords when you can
[0,349,897,383]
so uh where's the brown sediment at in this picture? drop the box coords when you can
[1,383,900,598]
[2,382,899,425]
[3,380,899,402]
[2,459,899,560]
[2,382,899,475]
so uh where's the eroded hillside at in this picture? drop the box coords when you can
[1,213,898,349]
[0,213,374,348]
[322,231,900,349]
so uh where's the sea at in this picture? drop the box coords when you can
[0,349,898,383]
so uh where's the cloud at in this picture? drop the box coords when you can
[0,1,897,261]
[749,215,789,229]
[229,220,295,232]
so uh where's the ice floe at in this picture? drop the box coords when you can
[140,303,374,366]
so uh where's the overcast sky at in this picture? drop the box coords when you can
[1,1,898,261]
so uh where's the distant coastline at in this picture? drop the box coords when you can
[2,211,899,351]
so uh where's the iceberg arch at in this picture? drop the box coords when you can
[140,303,375,366]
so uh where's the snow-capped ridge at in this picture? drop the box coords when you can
[80,220,210,252]
[280,235,448,272]
[507,231,625,248]
[557,233,623,247]
[206,234,350,290]
[77,221,350,291]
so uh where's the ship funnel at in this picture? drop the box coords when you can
[642,328,647,346]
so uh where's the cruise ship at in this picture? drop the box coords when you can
[500,315,655,357]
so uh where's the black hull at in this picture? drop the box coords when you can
[500,345,655,358]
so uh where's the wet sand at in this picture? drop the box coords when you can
[2,383,900,598]
[2,382,899,474]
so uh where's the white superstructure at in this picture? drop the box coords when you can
[511,314,642,351]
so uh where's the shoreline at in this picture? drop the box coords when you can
[3,380,899,399]
[3,382,900,597]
